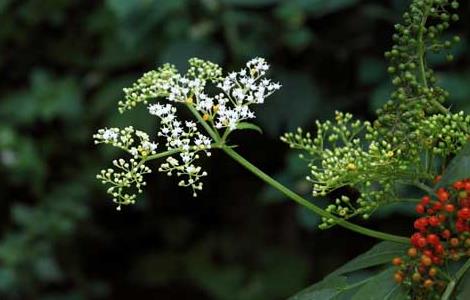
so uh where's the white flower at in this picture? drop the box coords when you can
[102,128,119,142]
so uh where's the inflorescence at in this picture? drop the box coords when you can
[94,57,280,209]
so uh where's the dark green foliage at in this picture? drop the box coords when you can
[0,0,469,299]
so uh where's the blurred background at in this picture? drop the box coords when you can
[0,0,469,299]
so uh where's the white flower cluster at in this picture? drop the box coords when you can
[148,102,212,196]
[94,127,159,209]
[95,57,281,208]
[96,159,151,210]
[94,126,158,158]
[212,58,281,130]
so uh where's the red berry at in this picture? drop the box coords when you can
[423,250,433,258]
[417,237,427,248]
[441,229,451,239]
[432,256,443,265]
[433,202,442,211]
[421,196,431,206]
[454,181,465,190]
[438,214,446,222]
[416,204,425,214]
[458,208,470,220]
[434,243,444,254]
[427,234,440,245]
[428,216,440,227]
[445,204,455,213]
[465,181,470,191]
[437,188,449,202]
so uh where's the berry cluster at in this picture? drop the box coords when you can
[393,178,470,299]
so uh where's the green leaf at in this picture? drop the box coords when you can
[289,242,408,300]
[329,242,407,277]
[438,142,470,188]
[456,268,470,300]
[288,275,349,300]
[351,268,400,300]
[236,122,263,134]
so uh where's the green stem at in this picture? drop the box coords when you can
[222,146,409,244]
[441,258,470,300]
[417,8,429,89]
[414,181,436,195]
[145,149,182,161]
[186,103,220,142]
[431,99,450,115]
[416,7,449,115]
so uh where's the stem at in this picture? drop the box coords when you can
[417,8,429,89]
[441,258,470,300]
[145,149,182,161]
[186,103,220,142]
[416,6,449,115]
[222,146,409,244]
[414,181,436,195]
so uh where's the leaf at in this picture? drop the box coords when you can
[438,142,470,188]
[456,267,470,300]
[289,242,408,300]
[288,275,349,300]
[351,268,400,300]
[329,242,407,277]
[236,122,263,134]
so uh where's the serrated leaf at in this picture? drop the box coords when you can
[236,122,263,134]
[438,142,470,188]
[329,242,407,277]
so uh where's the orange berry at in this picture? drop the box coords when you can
[450,238,459,247]
[408,247,418,257]
[392,257,403,266]
[424,279,433,289]
[428,268,438,277]
[394,272,404,284]
[421,255,432,266]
